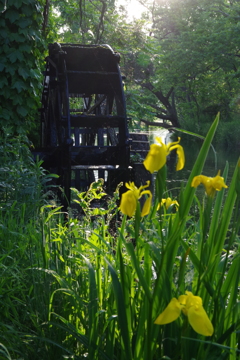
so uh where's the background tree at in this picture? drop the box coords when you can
[129,0,240,141]
[1,0,239,148]
[50,0,118,44]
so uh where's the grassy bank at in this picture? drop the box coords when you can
[0,115,239,359]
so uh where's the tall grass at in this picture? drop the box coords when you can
[0,116,239,359]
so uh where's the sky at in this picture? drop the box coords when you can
[117,0,146,20]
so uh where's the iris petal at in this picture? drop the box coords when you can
[187,304,214,336]
[169,144,185,171]
[176,145,185,171]
[120,182,152,217]
[155,292,214,337]
[159,197,179,210]
[191,172,228,197]
[143,143,167,173]
[141,191,152,216]
[119,190,137,217]
[154,298,182,325]
[144,137,185,173]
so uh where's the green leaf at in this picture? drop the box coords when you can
[153,113,220,293]
[125,241,152,301]
[17,106,28,117]
[19,44,31,53]
[8,50,24,63]
[11,94,23,106]
[208,160,239,270]
[106,259,133,360]
[80,254,99,358]
[8,0,23,8]
[0,108,12,120]
[0,29,8,40]
[23,96,37,109]
[11,79,27,92]
[0,88,11,98]
[5,64,16,76]
[18,17,32,29]
[5,9,19,23]
[22,4,35,16]
[0,3,6,12]
[18,67,30,80]
[10,33,26,43]
[0,77,8,89]
[221,255,240,299]
[178,113,220,222]
[29,69,42,81]
[0,18,5,26]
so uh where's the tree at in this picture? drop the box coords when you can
[7,0,238,139]
[131,0,240,131]
[50,0,118,44]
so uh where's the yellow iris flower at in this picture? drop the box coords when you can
[154,291,214,336]
[191,170,228,197]
[143,137,185,174]
[158,197,179,210]
[120,181,152,217]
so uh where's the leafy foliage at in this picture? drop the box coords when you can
[0,115,239,359]
[51,0,117,44]
[47,0,240,145]
[1,0,240,146]
[0,132,56,213]
[0,0,45,135]
[133,0,240,130]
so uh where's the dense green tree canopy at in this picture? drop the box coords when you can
[141,0,240,131]
[1,0,240,148]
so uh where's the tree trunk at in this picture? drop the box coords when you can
[140,82,180,128]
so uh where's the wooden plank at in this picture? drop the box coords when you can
[70,115,125,128]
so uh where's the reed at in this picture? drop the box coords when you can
[0,114,239,359]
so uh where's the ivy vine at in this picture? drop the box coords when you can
[0,0,45,136]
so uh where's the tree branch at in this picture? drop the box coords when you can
[139,82,180,127]
[155,113,174,121]
[42,0,50,35]
[95,0,107,43]
[148,103,168,114]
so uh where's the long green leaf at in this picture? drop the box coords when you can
[125,241,152,302]
[105,259,133,360]
[80,254,99,359]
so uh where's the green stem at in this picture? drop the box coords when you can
[117,214,127,261]
[135,202,141,243]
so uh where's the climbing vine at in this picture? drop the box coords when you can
[0,0,45,136]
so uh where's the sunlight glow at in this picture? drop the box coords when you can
[117,0,145,20]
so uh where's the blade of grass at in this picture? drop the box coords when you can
[105,259,133,360]
[80,254,99,359]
